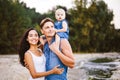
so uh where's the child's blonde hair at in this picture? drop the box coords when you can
[55,8,65,16]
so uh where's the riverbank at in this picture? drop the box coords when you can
[0,53,119,80]
[68,52,120,80]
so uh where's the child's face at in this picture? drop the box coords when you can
[55,9,65,21]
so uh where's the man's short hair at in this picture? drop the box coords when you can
[40,18,54,29]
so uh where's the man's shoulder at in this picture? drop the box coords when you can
[60,39,69,46]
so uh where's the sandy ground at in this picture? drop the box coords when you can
[0,53,119,80]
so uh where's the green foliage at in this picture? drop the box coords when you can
[0,0,41,54]
[0,0,119,54]
[91,57,114,63]
[68,0,119,52]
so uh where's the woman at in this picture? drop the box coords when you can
[18,28,63,80]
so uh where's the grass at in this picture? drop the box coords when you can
[91,57,114,63]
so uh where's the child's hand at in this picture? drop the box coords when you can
[55,29,58,33]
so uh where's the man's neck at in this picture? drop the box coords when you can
[46,37,53,44]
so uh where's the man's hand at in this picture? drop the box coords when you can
[50,39,75,68]
[49,42,60,54]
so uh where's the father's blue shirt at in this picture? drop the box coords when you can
[43,38,68,80]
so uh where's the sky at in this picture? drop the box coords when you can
[19,0,120,29]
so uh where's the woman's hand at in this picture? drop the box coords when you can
[39,35,46,45]
[51,65,64,74]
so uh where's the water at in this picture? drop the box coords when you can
[75,56,120,80]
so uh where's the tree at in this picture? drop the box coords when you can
[0,0,41,54]
[69,0,114,52]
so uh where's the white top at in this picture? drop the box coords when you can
[27,50,46,80]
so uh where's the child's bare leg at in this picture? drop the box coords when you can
[55,34,60,47]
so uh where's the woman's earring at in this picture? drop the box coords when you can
[26,39,28,41]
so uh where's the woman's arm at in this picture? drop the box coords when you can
[25,52,63,79]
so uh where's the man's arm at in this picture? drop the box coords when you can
[49,39,75,68]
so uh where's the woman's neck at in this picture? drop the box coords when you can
[29,45,38,51]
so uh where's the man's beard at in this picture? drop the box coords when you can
[46,32,56,38]
[46,35,54,38]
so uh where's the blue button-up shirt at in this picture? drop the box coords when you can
[44,38,68,80]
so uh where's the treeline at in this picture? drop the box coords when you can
[0,0,120,54]
[0,0,43,53]
[68,0,120,52]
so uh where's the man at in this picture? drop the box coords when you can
[40,18,75,80]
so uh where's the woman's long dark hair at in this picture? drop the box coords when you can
[18,28,40,66]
